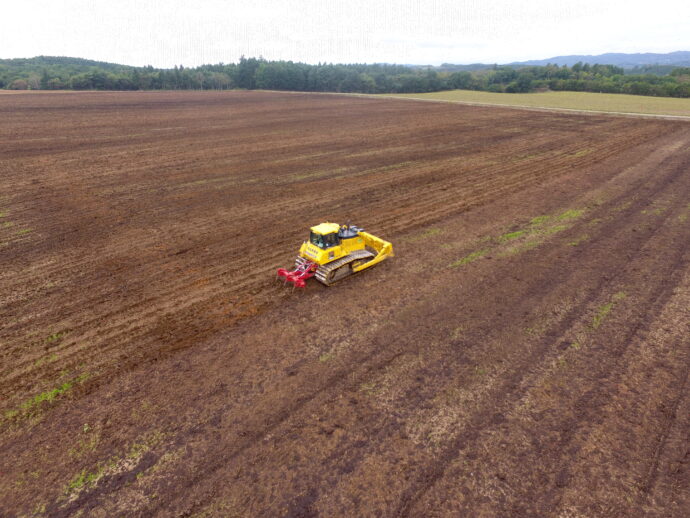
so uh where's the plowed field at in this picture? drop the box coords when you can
[1,91,688,517]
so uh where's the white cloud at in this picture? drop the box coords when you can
[1,0,689,66]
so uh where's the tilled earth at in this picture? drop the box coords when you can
[1,91,688,517]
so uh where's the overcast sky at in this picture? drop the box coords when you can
[2,0,689,67]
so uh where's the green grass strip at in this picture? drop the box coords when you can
[450,248,489,267]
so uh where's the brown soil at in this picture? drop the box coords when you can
[1,91,688,517]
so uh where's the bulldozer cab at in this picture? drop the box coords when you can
[309,222,342,249]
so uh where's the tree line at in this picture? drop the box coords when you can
[2,56,689,98]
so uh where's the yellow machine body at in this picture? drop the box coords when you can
[297,222,393,285]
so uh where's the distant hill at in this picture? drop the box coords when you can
[0,55,138,87]
[0,56,134,69]
[508,51,690,69]
[0,56,147,89]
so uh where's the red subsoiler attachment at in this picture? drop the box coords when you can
[277,257,317,288]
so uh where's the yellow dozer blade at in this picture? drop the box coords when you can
[352,231,394,272]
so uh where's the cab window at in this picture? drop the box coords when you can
[310,232,339,249]
[326,233,340,247]
[310,232,325,248]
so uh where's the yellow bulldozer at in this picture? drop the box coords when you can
[277,222,393,287]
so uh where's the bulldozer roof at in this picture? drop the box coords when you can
[310,222,340,235]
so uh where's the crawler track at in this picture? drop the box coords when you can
[314,249,375,285]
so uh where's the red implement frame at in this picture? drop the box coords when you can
[277,257,317,288]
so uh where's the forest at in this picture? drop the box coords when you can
[2,56,689,98]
